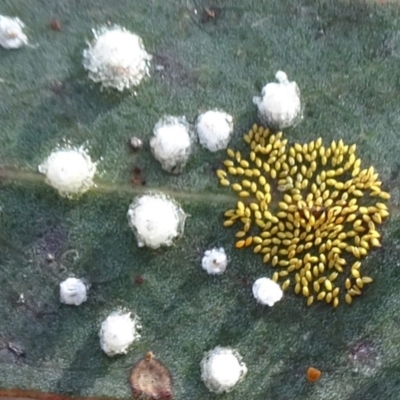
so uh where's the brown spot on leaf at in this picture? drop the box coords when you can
[130,352,173,400]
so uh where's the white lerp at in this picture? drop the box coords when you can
[252,277,283,306]
[59,277,88,306]
[38,147,97,198]
[83,25,152,91]
[0,16,28,49]
[201,346,247,394]
[253,71,301,129]
[99,311,141,357]
[150,116,193,174]
[196,110,233,152]
[201,247,228,275]
[127,193,186,249]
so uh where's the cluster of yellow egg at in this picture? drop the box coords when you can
[217,124,390,307]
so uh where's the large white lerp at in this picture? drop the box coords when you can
[253,71,301,130]
[150,116,193,174]
[252,277,283,307]
[127,192,187,249]
[99,311,141,357]
[196,110,234,152]
[0,15,29,49]
[201,346,247,394]
[83,25,152,91]
[59,277,88,306]
[38,147,97,198]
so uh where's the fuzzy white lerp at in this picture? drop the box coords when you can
[253,71,301,130]
[201,346,247,394]
[196,110,234,152]
[127,193,186,249]
[252,277,283,306]
[201,247,228,275]
[0,16,28,49]
[83,25,152,91]
[38,147,97,198]
[150,116,193,174]
[59,277,88,306]
[99,311,141,357]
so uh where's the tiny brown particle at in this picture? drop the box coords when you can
[134,275,144,284]
[306,366,322,382]
[50,20,61,31]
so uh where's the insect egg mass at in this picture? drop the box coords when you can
[217,124,390,307]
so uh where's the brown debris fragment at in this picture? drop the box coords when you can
[130,352,173,399]
[306,366,322,383]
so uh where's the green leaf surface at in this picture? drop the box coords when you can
[1,0,400,399]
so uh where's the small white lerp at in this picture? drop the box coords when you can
[59,277,88,306]
[38,147,97,198]
[150,116,193,174]
[201,247,228,275]
[253,71,301,129]
[252,277,283,306]
[127,192,186,249]
[0,16,28,49]
[99,311,141,357]
[83,25,152,91]
[196,110,234,152]
[200,346,247,394]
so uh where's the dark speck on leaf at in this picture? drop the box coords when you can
[50,20,61,31]
[200,7,222,23]
[49,81,68,98]
[134,275,144,284]
[237,276,251,288]
[34,225,68,263]
[131,165,145,186]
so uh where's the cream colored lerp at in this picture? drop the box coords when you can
[201,247,228,275]
[83,25,152,91]
[150,116,193,174]
[59,277,88,306]
[0,16,28,49]
[196,110,234,152]
[99,311,141,357]
[201,346,247,394]
[253,71,301,129]
[38,147,97,198]
[127,193,187,249]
